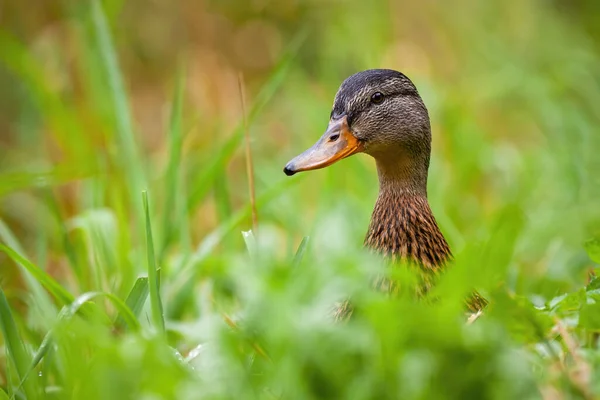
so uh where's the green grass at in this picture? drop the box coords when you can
[1,1,600,399]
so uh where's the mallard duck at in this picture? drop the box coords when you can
[284,69,485,313]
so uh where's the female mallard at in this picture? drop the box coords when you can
[284,69,485,314]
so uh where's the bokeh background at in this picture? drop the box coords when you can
[1,1,599,399]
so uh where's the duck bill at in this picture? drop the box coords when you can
[283,116,362,176]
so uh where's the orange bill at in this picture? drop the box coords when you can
[283,116,363,176]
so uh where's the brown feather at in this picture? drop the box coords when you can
[364,190,486,313]
[365,192,451,269]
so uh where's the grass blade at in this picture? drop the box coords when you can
[62,291,141,332]
[292,236,310,268]
[0,288,37,399]
[241,230,257,259]
[0,220,55,316]
[142,191,165,335]
[123,276,150,319]
[16,290,142,395]
[191,177,302,265]
[90,0,146,209]
[187,30,306,212]
[160,66,186,258]
[0,169,92,198]
[171,175,304,292]
[0,244,74,305]
[115,277,149,330]
[0,32,93,166]
[41,189,83,287]
[186,126,243,213]
[213,171,233,224]
[238,73,258,234]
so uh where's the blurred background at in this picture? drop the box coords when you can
[1,0,600,398]
[2,0,599,294]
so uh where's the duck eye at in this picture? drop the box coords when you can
[371,92,384,104]
[329,133,340,142]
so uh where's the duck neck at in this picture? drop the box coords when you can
[364,158,451,269]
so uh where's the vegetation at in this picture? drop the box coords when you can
[1,1,599,398]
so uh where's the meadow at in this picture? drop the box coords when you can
[0,1,599,398]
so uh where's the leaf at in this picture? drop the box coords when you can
[588,276,600,291]
[584,237,600,264]
[492,293,554,343]
[579,301,600,330]
[586,289,600,301]
[549,289,586,313]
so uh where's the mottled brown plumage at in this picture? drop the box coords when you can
[284,69,486,318]
[365,192,451,269]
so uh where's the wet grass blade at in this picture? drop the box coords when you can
[242,230,257,259]
[0,288,37,399]
[142,191,165,335]
[15,290,141,395]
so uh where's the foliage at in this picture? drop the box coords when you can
[0,1,599,399]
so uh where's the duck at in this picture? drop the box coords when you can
[283,69,486,315]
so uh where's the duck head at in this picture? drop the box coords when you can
[284,69,432,194]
